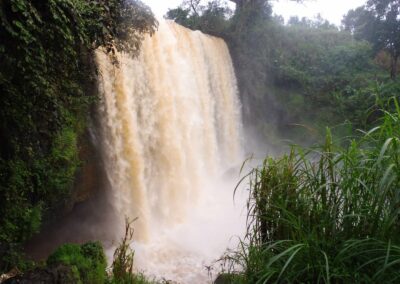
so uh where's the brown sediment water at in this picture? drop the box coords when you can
[96,20,245,283]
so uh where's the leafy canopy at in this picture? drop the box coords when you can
[343,0,400,78]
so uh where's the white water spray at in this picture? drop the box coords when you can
[96,20,245,283]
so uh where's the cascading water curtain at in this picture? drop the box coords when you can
[96,20,244,283]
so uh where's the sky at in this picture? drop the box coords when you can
[273,0,366,26]
[144,0,367,26]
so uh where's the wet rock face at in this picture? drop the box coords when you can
[68,51,104,212]
[70,127,103,208]
[3,264,78,284]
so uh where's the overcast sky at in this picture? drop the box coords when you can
[144,0,367,26]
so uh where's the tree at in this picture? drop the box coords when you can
[343,0,400,79]
[166,0,232,35]
[229,0,303,11]
[288,14,338,30]
[229,0,266,11]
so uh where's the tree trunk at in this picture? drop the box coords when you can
[390,54,398,80]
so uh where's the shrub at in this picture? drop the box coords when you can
[47,241,107,284]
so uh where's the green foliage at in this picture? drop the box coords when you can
[168,0,397,146]
[288,14,337,30]
[0,0,156,273]
[166,0,233,36]
[343,0,400,79]
[270,27,386,135]
[47,241,107,284]
[227,8,383,144]
[223,98,400,283]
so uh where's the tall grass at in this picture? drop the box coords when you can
[224,98,400,283]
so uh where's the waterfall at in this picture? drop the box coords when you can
[96,20,245,283]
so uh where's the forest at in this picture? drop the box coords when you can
[1,0,400,283]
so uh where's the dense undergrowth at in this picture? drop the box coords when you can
[47,220,156,284]
[47,242,107,283]
[220,98,400,283]
[2,219,154,283]
[0,0,156,273]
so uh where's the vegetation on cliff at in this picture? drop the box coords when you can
[0,0,156,273]
[167,0,400,147]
